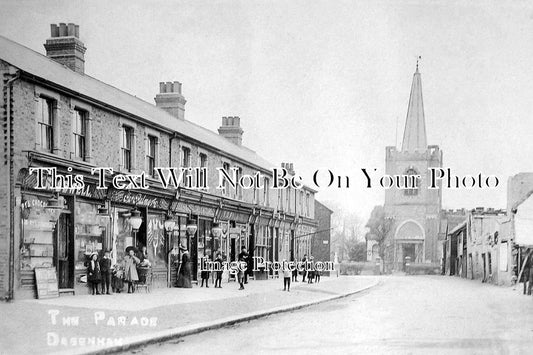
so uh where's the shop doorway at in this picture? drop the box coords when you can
[55,206,74,289]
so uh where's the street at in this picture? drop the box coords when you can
[133,276,533,355]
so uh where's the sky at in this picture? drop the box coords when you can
[1,0,533,221]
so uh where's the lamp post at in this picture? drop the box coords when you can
[163,214,176,287]
[130,208,143,247]
[186,218,198,237]
[211,222,222,238]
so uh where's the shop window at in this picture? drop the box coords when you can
[75,202,108,272]
[20,195,57,271]
[146,135,157,177]
[121,126,134,172]
[72,108,87,160]
[36,97,54,152]
[146,214,166,269]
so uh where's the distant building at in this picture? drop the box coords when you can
[313,200,332,263]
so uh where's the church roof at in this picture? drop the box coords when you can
[401,66,428,152]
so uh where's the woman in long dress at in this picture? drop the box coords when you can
[177,248,192,288]
[124,248,140,293]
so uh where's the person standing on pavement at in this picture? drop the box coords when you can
[99,249,113,295]
[87,252,102,295]
[237,247,247,290]
[283,259,291,291]
[214,252,223,288]
[238,247,249,284]
[292,257,298,282]
[124,247,140,293]
[307,255,315,284]
[200,255,210,288]
[177,246,193,288]
[301,254,308,283]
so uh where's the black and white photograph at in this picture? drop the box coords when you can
[1,1,533,354]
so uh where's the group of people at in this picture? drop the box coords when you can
[199,252,225,288]
[176,245,243,290]
[282,254,320,292]
[86,245,151,295]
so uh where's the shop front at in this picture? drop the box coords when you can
[107,188,174,290]
[18,167,109,297]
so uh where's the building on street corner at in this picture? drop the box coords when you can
[0,23,325,300]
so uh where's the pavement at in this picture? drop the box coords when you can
[0,275,379,355]
[136,275,533,355]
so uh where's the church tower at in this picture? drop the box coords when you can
[384,65,443,271]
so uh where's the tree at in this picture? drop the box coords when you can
[365,206,393,263]
[345,238,367,261]
[322,200,364,262]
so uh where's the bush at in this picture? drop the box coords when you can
[339,262,366,275]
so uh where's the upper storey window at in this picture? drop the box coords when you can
[37,97,54,152]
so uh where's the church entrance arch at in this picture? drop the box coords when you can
[394,220,425,270]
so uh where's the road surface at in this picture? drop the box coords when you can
[131,276,533,354]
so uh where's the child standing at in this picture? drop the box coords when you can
[282,259,291,292]
[100,249,112,295]
[214,252,223,288]
[87,252,102,295]
[200,256,210,288]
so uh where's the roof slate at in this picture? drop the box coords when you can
[0,35,275,171]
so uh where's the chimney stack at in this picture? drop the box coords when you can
[218,116,244,146]
[281,162,295,175]
[154,81,187,120]
[44,23,86,74]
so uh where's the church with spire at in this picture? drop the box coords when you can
[383,65,443,271]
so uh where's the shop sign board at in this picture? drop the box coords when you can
[108,189,170,210]
[34,267,59,299]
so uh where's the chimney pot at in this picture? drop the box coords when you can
[159,82,166,93]
[165,82,173,93]
[67,23,75,36]
[50,24,59,37]
[59,23,67,36]
[173,81,182,93]
[75,25,80,38]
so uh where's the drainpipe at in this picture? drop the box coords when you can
[6,70,20,301]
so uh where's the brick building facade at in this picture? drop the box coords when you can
[0,24,320,299]
[312,200,332,263]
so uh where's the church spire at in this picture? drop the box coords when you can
[401,60,427,152]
